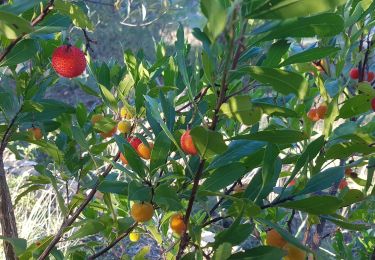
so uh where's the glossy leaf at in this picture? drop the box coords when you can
[0,39,37,67]
[247,66,308,99]
[150,131,171,174]
[232,129,308,144]
[279,195,342,214]
[220,96,262,125]
[279,47,340,67]
[190,126,228,159]
[228,246,286,260]
[200,0,227,41]
[55,0,94,30]
[339,94,372,119]
[0,10,32,39]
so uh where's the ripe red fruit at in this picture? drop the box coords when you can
[372,97,375,111]
[349,68,359,80]
[307,109,319,122]
[127,137,142,150]
[52,45,86,78]
[180,130,197,155]
[338,179,348,190]
[367,71,375,82]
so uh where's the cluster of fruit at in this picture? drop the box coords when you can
[349,68,374,82]
[307,104,327,122]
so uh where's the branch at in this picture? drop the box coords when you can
[82,29,97,55]
[0,0,55,63]
[38,152,121,259]
[88,222,138,259]
[176,86,210,113]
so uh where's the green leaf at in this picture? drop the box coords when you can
[0,236,27,256]
[340,189,365,207]
[27,139,64,164]
[256,144,281,202]
[154,184,183,211]
[297,166,344,196]
[190,126,228,159]
[0,39,37,67]
[202,163,247,192]
[339,94,372,119]
[279,47,340,67]
[0,10,32,39]
[253,102,299,118]
[69,220,106,240]
[262,40,290,67]
[150,131,171,174]
[133,246,150,260]
[247,66,308,99]
[214,217,253,248]
[54,0,94,30]
[249,0,346,19]
[228,246,286,260]
[200,0,227,41]
[279,195,342,214]
[98,180,128,194]
[260,13,344,40]
[76,103,87,128]
[322,215,369,231]
[325,142,375,159]
[114,135,146,178]
[72,126,89,150]
[98,84,117,110]
[213,243,232,260]
[208,141,265,170]
[232,129,308,144]
[227,199,261,218]
[128,181,152,202]
[220,96,262,125]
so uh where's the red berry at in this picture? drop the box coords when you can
[338,179,348,190]
[52,45,86,78]
[367,71,375,82]
[180,130,197,155]
[349,68,359,80]
[371,97,375,111]
[127,137,142,150]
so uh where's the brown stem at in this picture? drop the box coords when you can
[176,86,210,113]
[88,222,138,259]
[0,0,55,63]
[38,152,120,259]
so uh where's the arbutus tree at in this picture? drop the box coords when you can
[0,0,374,259]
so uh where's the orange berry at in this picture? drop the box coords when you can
[131,202,154,222]
[170,213,186,235]
[283,243,306,260]
[180,130,197,155]
[137,142,153,160]
[266,229,286,248]
[29,127,43,140]
[307,109,319,122]
[120,153,128,165]
[316,105,327,119]
[118,120,131,134]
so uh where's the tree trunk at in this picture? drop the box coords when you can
[0,154,18,260]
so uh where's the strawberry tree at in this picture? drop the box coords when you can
[0,0,374,259]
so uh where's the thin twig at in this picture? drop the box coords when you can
[88,222,138,259]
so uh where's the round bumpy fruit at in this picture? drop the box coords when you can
[29,127,43,140]
[367,71,375,82]
[119,153,128,165]
[283,243,306,260]
[307,109,320,122]
[170,213,186,235]
[51,45,86,78]
[371,97,375,111]
[128,137,142,150]
[131,202,154,222]
[137,143,153,160]
[349,68,359,79]
[118,120,131,134]
[266,229,286,248]
[129,232,140,242]
[180,130,197,155]
[316,105,327,119]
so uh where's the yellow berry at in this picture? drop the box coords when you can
[120,107,133,119]
[129,232,140,242]
[118,120,131,134]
